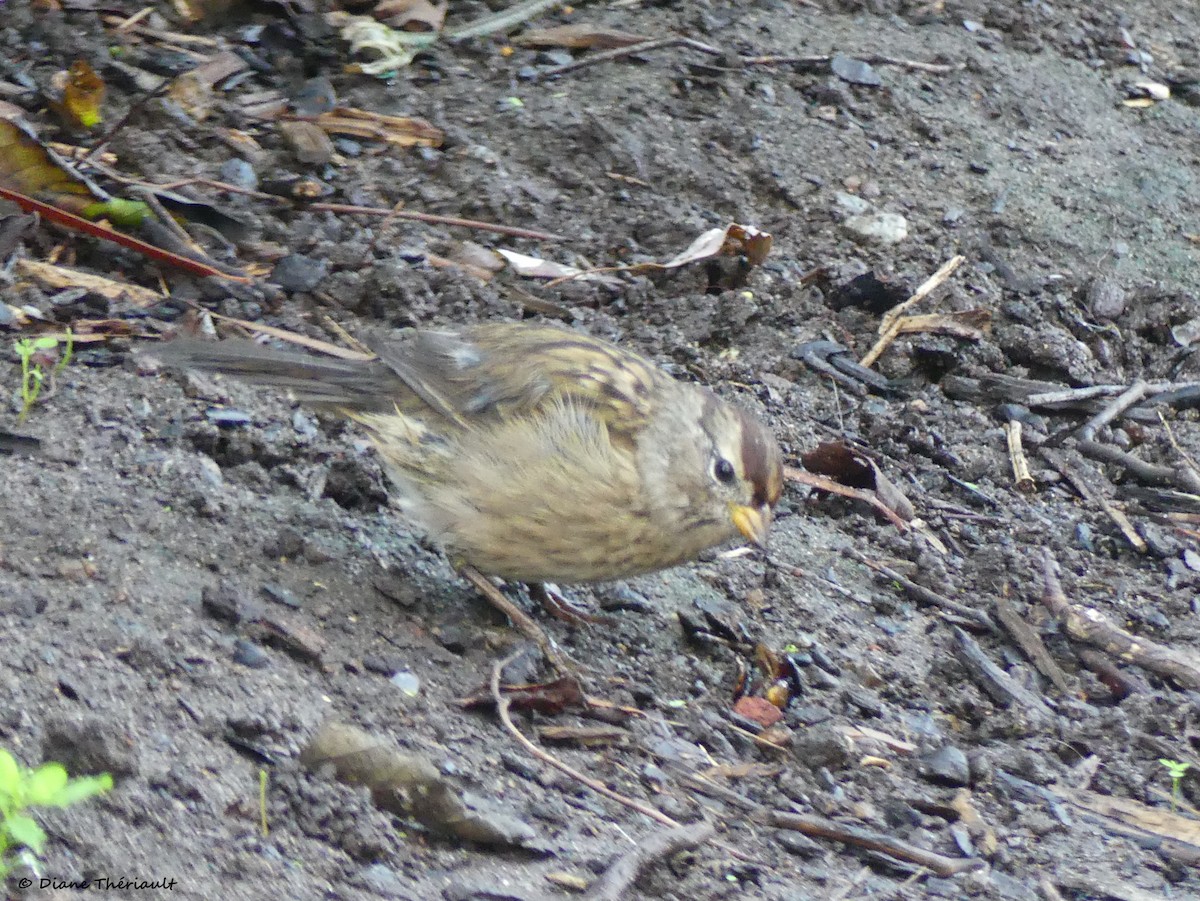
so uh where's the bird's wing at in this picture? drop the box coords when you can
[371,323,660,438]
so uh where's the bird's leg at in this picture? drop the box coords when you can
[529,583,615,626]
[457,565,579,673]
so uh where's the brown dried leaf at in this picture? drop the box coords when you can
[15,259,160,307]
[537,724,629,747]
[458,675,586,716]
[372,0,446,32]
[62,60,105,129]
[310,107,443,148]
[512,24,649,50]
[732,695,783,728]
[661,223,772,268]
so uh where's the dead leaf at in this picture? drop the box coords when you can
[799,442,915,522]
[372,0,446,32]
[60,60,105,129]
[512,24,649,50]
[458,675,586,716]
[15,259,160,307]
[732,695,783,728]
[306,107,443,148]
[660,223,772,268]
[497,248,622,285]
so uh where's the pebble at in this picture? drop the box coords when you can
[834,190,871,215]
[918,745,971,787]
[390,670,421,696]
[260,582,301,609]
[206,408,251,428]
[272,254,329,292]
[831,54,882,86]
[1086,275,1127,320]
[233,639,270,669]
[218,158,258,191]
[842,211,908,244]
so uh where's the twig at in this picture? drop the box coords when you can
[490,651,680,828]
[1040,550,1200,690]
[464,567,576,674]
[1039,449,1147,553]
[309,202,566,242]
[950,626,1053,721]
[1076,380,1150,441]
[1075,439,1200,494]
[860,256,965,368]
[583,821,716,901]
[1004,420,1035,493]
[785,466,910,532]
[844,548,996,631]
[993,597,1072,694]
[541,37,723,78]
[742,53,960,74]
[768,810,984,876]
[1075,646,1143,699]
[446,0,564,41]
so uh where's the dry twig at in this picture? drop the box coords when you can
[768,810,984,876]
[860,256,965,368]
[1040,550,1200,689]
[583,821,716,901]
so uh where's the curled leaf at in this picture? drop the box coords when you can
[62,60,105,129]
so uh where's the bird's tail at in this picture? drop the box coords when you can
[153,339,405,413]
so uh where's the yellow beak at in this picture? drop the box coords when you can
[730,503,772,548]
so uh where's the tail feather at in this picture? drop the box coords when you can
[154,339,403,412]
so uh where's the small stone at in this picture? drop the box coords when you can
[776,830,824,858]
[233,639,270,669]
[362,655,400,676]
[831,54,882,86]
[261,582,301,609]
[272,254,329,292]
[792,725,853,771]
[218,158,258,191]
[843,211,908,245]
[1086,276,1126,320]
[202,582,258,624]
[263,528,305,560]
[918,745,971,787]
[206,408,252,428]
[390,670,421,696]
[834,191,871,215]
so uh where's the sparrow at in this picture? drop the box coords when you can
[158,322,783,585]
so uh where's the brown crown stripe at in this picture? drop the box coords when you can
[738,409,783,509]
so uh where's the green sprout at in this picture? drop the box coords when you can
[13,329,73,423]
[0,748,112,882]
[1159,758,1191,811]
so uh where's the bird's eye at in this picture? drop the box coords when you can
[713,458,736,484]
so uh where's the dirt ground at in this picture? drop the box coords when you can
[2,0,1200,898]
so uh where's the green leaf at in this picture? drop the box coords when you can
[26,764,68,805]
[31,336,59,350]
[0,750,20,796]
[5,814,46,854]
[53,773,112,807]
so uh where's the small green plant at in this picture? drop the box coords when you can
[0,748,112,881]
[13,330,73,424]
[1159,758,1192,811]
